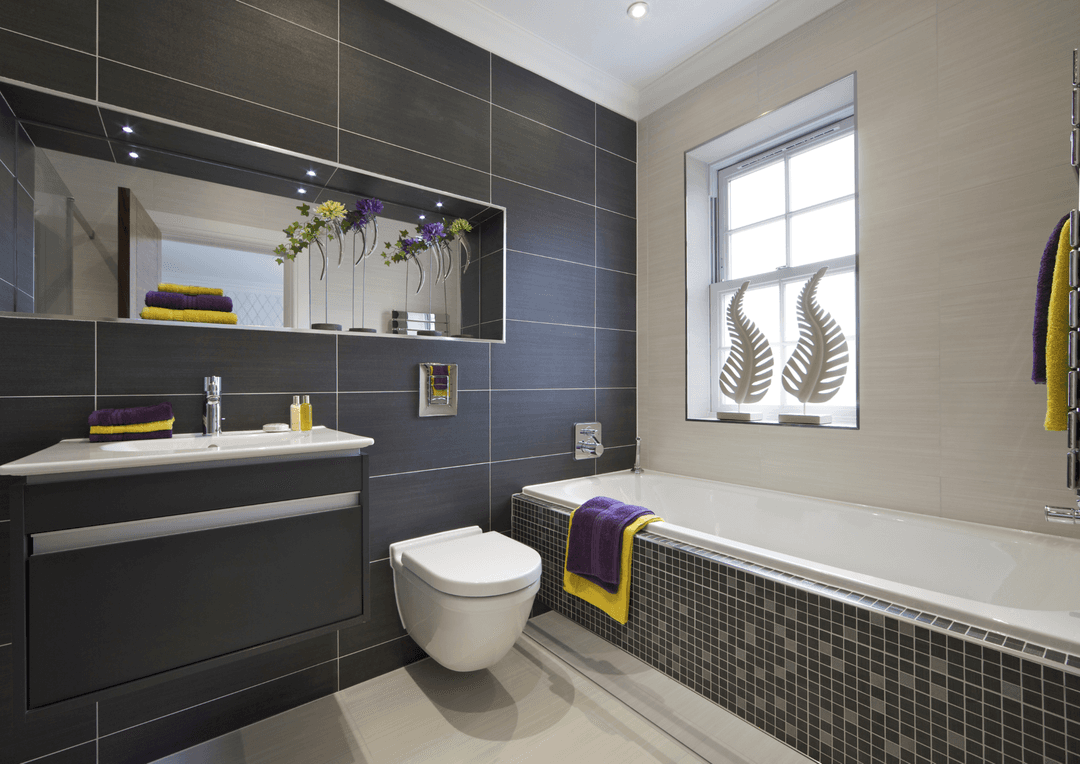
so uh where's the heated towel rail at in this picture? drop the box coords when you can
[1062,48,1080,519]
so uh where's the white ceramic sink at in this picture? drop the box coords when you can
[0,426,375,476]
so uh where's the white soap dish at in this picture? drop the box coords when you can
[263,423,291,432]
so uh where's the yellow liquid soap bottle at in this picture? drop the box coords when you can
[290,395,301,431]
[300,395,313,431]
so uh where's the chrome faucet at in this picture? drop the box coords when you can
[203,376,223,435]
[631,437,644,474]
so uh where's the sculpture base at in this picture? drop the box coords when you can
[778,413,832,425]
[311,323,342,331]
[715,411,762,421]
[349,327,377,333]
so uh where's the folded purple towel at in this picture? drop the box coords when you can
[88,402,174,428]
[566,496,654,593]
[1033,213,1071,384]
[90,429,173,443]
[145,291,233,313]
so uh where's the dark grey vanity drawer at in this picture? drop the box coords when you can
[26,500,363,708]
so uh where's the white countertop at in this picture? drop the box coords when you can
[0,426,375,477]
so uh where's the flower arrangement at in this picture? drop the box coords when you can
[384,217,473,293]
[274,198,384,276]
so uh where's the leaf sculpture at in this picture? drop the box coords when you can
[719,281,774,408]
[781,267,849,405]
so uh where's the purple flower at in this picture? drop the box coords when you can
[420,221,446,244]
[356,198,383,217]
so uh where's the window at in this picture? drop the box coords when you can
[685,75,857,427]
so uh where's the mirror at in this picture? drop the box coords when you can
[6,83,505,340]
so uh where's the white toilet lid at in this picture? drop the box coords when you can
[401,532,542,597]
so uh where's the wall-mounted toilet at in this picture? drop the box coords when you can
[389,526,542,672]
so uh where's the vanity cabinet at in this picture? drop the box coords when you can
[9,451,369,711]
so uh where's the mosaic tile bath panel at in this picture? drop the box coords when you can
[511,495,1080,764]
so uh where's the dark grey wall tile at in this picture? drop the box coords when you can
[479,320,503,342]
[340,0,489,100]
[492,56,594,143]
[15,185,31,295]
[480,251,503,326]
[14,286,33,313]
[597,387,636,447]
[100,0,337,125]
[596,106,636,162]
[0,0,96,53]
[94,393,337,435]
[491,389,594,461]
[460,259,480,332]
[338,560,405,654]
[99,61,338,162]
[338,391,489,476]
[492,178,593,265]
[479,212,503,257]
[367,464,490,559]
[597,149,636,217]
[340,46,489,172]
[491,454,593,532]
[0,29,95,99]
[30,741,98,764]
[96,322,337,396]
[99,633,336,735]
[0,645,10,757]
[20,124,114,165]
[338,334,490,392]
[492,108,594,205]
[492,321,594,390]
[97,661,336,764]
[596,268,636,331]
[596,443,635,473]
[1,85,104,137]
[505,251,594,327]
[0,278,13,313]
[339,635,425,689]
[339,129,489,203]
[596,329,635,389]
[15,123,32,196]
[0,396,96,467]
[597,208,636,274]
[0,520,8,645]
[0,318,94,395]
[243,0,338,38]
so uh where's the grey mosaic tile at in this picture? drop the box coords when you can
[512,494,1080,764]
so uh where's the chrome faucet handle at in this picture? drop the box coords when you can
[631,436,644,474]
[205,376,221,396]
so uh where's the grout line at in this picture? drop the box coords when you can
[235,0,336,42]
[369,462,491,479]
[95,702,100,764]
[336,630,340,693]
[491,102,597,150]
[338,37,489,106]
[93,322,98,408]
[489,174,636,219]
[95,0,99,103]
[336,0,340,163]
[506,247,634,276]
[337,634,418,662]
[0,26,95,57]
[19,740,94,764]
[489,51,493,201]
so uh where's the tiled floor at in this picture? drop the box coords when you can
[154,613,811,764]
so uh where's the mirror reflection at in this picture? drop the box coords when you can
[32,147,490,337]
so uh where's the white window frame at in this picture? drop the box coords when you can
[709,118,857,421]
[684,74,857,427]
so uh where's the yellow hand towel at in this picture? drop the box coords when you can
[90,418,176,435]
[562,513,662,624]
[157,282,225,297]
[1046,219,1072,430]
[140,306,238,325]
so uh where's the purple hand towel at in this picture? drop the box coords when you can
[145,291,234,313]
[566,496,654,593]
[88,402,174,428]
[1033,213,1071,383]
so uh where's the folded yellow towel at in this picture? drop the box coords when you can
[140,306,238,325]
[90,418,176,435]
[1046,219,1072,430]
[562,512,662,624]
[157,282,225,297]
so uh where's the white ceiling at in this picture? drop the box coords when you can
[385,0,846,120]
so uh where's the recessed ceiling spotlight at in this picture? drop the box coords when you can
[128,151,139,159]
[436,201,443,208]
[298,188,306,194]
[627,2,648,19]
[306,170,316,177]
[121,126,134,134]
[419,214,426,220]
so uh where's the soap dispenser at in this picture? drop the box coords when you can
[300,395,313,431]
[290,396,301,431]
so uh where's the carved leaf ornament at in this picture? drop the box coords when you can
[719,281,774,406]
[781,267,849,404]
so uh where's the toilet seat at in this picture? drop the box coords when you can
[401,531,541,597]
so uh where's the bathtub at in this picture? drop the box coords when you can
[522,470,1080,660]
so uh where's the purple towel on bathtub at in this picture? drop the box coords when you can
[566,496,654,593]
[88,402,174,428]
[1033,213,1071,383]
[145,291,234,313]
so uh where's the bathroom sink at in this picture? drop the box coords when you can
[0,426,375,476]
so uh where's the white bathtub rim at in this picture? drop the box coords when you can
[521,471,1080,664]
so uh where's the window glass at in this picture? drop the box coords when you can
[727,161,785,229]
[788,134,855,210]
[727,219,786,280]
[789,199,856,266]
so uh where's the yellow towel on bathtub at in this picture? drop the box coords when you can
[563,513,662,624]
[140,306,239,325]
[1046,218,1072,430]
